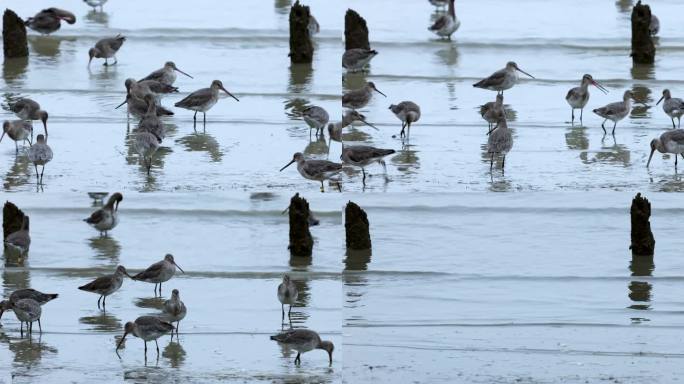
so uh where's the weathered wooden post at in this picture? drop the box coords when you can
[288,193,314,257]
[3,9,29,58]
[3,201,26,240]
[345,201,371,250]
[288,1,313,63]
[631,1,655,64]
[629,193,655,256]
[345,9,370,51]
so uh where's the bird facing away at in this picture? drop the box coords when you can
[280,152,343,192]
[132,254,184,296]
[270,329,334,366]
[565,74,608,125]
[389,101,421,139]
[341,145,395,185]
[9,98,48,138]
[342,82,387,110]
[0,288,58,321]
[428,0,460,40]
[481,94,505,132]
[277,275,298,321]
[1,120,33,153]
[174,80,239,125]
[163,289,187,338]
[135,131,161,175]
[78,265,132,310]
[656,89,684,129]
[647,129,684,169]
[116,316,174,359]
[116,93,174,119]
[3,298,42,337]
[139,61,193,86]
[3,216,31,255]
[25,8,76,35]
[473,61,535,94]
[301,106,329,136]
[88,35,126,66]
[487,117,513,174]
[592,90,634,135]
[342,49,379,72]
[138,95,166,142]
[84,192,122,236]
[28,134,52,185]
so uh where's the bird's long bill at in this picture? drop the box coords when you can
[116,332,127,350]
[174,67,193,79]
[280,159,295,172]
[220,86,240,102]
[115,99,128,109]
[656,95,665,106]
[647,147,656,167]
[115,201,120,211]
[88,57,93,67]
[173,261,185,273]
[374,88,387,97]
[592,81,609,94]
[516,67,535,79]
[362,120,379,130]
[0,132,5,143]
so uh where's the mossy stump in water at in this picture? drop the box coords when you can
[3,9,28,58]
[288,1,313,64]
[345,201,371,250]
[288,193,314,257]
[3,201,26,240]
[631,1,655,64]
[630,193,655,256]
[345,9,370,51]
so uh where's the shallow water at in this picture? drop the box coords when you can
[2,0,684,383]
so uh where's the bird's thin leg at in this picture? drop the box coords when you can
[34,164,39,182]
[103,295,107,310]
[159,282,162,296]
[612,121,617,135]
[678,116,682,128]
[676,155,679,168]
[294,352,301,365]
[400,122,406,137]
[29,322,32,335]
[176,321,180,336]
[40,165,45,182]
[193,111,197,122]
[104,58,108,66]
[362,168,366,185]
[490,153,494,171]
[97,295,102,309]
[571,109,574,124]
[144,341,147,356]
[288,304,293,317]
[281,304,285,321]
[407,122,412,139]
[15,141,18,153]
[336,181,342,192]
[20,322,23,337]
[203,112,206,125]
[502,155,506,174]
[580,108,584,123]
[38,318,42,333]
[113,56,118,65]
[672,118,676,129]
[601,120,607,134]
[320,180,324,193]
[155,339,159,355]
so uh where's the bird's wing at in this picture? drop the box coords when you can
[174,88,211,108]
[305,160,342,175]
[139,68,165,83]
[137,316,174,332]
[303,106,329,122]
[78,275,112,291]
[429,15,448,31]
[85,208,104,224]
[474,69,507,88]
[666,129,684,145]
[132,261,164,280]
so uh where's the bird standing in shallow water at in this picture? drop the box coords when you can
[3,216,31,255]
[341,146,395,185]
[0,288,57,322]
[565,74,608,125]
[1,120,33,153]
[656,89,684,129]
[647,129,684,169]
[132,254,184,296]
[174,80,239,126]
[1,298,43,337]
[343,82,386,110]
[342,48,379,72]
[84,192,123,236]
[487,117,513,174]
[428,0,460,39]
[28,134,52,185]
[592,90,634,135]
[277,275,298,321]
[163,289,187,338]
[78,265,132,310]
[389,101,421,139]
[473,61,535,95]
[301,106,329,136]
[88,35,126,66]
[9,98,48,138]
[116,316,174,360]
[480,94,505,132]
[135,131,160,175]
[139,61,193,87]
[270,329,334,366]
[280,152,343,192]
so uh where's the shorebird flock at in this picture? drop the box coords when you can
[0,0,680,369]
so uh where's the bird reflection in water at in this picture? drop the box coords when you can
[79,312,122,332]
[579,135,631,167]
[564,125,589,151]
[162,341,186,368]
[175,132,224,162]
[3,154,32,191]
[87,236,121,262]
[0,332,57,368]
[84,10,109,26]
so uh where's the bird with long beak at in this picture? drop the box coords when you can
[174,80,239,126]
[342,82,387,110]
[139,61,193,86]
[78,265,132,310]
[593,90,639,135]
[647,129,684,169]
[28,134,52,185]
[116,316,174,360]
[473,61,535,95]
[88,35,126,67]
[1,120,33,153]
[656,89,684,129]
[270,329,334,366]
[565,74,609,124]
[25,8,76,35]
[83,192,123,236]
[280,152,343,192]
[132,254,184,296]
[0,288,58,321]
[9,98,48,139]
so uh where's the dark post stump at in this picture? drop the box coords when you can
[630,193,655,256]
[345,9,369,51]
[345,201,371,250]
[3,201,26,240]
[288,193,313,257]
[3,9,28,58]
[288,1,313,64]
[631,1,655,64]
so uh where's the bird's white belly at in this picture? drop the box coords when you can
[94,211,118,231]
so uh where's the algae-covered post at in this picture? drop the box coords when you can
[631,1,655,64]
[288,1,313,64]
[288,193,314,256]
[3,201,26,240]
[629,192,655,256]
[3,9,29,58]
[345,9,370,51]
[345,201,371,250]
